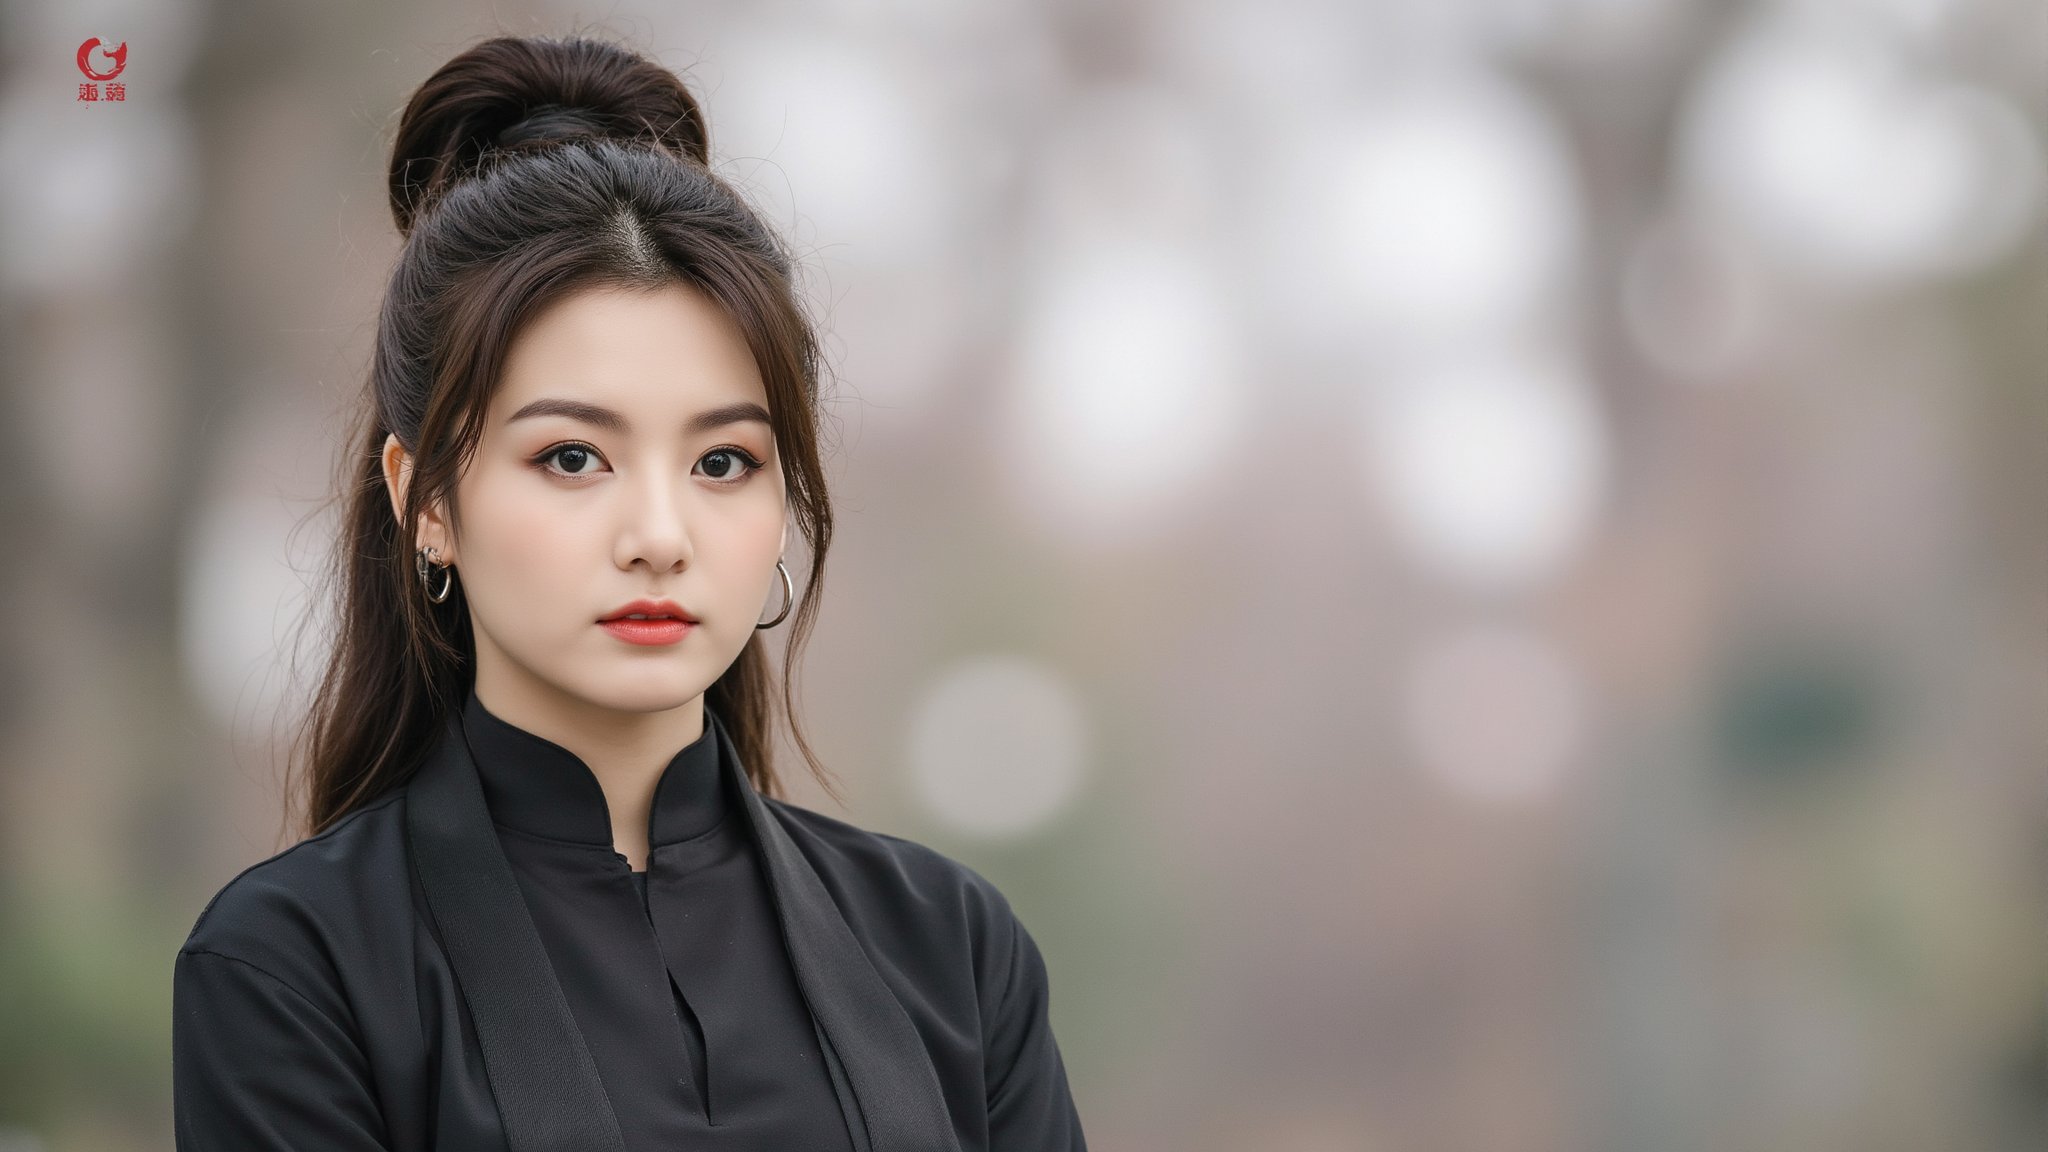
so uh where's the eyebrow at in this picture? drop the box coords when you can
[505,398,773,436]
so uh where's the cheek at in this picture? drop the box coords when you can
[693,491,787,614]
[728,484,787,566]
[457,472,588,591]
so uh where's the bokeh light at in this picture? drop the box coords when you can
[1259,68,1583,352]
[905,654,1090,840]
[1680,15,2043,283]
[710,29,966,268]
[1002,241,1245,543]
[1365,348,1609,590]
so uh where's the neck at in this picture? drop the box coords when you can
[471,673,707,871]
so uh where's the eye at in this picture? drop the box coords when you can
[536,442,607,478]
[696,446,767,485]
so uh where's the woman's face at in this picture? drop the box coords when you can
[383,282,787,720]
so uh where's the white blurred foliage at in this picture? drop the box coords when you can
[706,30,966,267]
[906,654,1090,840]
[179,491,334,738]
[1003,241,1246,543]
[1366,349,1609,590]
[1260,69,1584,352]
[0,92,197,295]
[1681,17,2042,282]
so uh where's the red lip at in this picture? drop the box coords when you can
[597,598,699,623]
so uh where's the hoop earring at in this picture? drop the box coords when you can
[756,558,794,629]
[415,546,455,604]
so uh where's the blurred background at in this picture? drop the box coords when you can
[2,0,2045,1148]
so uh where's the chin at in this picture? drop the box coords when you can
[570,669,711,714]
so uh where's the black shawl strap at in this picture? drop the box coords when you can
[404,711,630,1152]
[708,706,964,1152]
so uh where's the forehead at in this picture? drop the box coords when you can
[489,281,766,420]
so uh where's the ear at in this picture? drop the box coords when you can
[381,433,458,564]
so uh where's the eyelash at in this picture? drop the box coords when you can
[533,441,767,486]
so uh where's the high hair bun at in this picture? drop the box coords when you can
[387,35,709,236]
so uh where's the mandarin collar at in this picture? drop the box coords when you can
[459,688,726,848]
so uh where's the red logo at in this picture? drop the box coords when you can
[77,38,127,82]
[75,38,127,103]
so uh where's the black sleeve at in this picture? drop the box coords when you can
[173,948,393,1150]
[982,910,1088,1151]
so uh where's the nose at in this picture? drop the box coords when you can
[613,460,695,573]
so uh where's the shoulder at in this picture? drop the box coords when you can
[761,797,1024,961]
[760,798,1058,1029]
[179,788,411,993]
[763,796,1012,917]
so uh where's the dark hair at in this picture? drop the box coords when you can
[286,34,840,838]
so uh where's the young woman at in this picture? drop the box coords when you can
[171,34,1087,1151]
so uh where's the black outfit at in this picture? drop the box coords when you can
[172,689,1087,1151]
